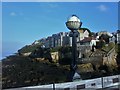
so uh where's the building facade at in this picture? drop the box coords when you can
[117,30,120,44]
[77,29,90,41]
[39,32,72,48]
[39,29,90,48]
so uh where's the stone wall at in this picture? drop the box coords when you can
[77,45,91,58]
[78,47,118,72]
[81,56,103,65]
[103,48,118,71]
[50,52,59,63]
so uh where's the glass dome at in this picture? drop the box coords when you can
[67,15,80,22]
[66,15,80,30]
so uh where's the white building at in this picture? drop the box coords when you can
[32,40,40,45]
[117,30,120,44]
[109,36,116,43]
[39,29,90,48]
[39,32,71,48]
[77,29,90,41]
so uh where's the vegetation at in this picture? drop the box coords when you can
[96,35,114,50]
[102,42,115,52]
[2,55,69,89]
[50,46,62,52]
[96,40,106,49]
[2,37,120,89]
[29,47,53,63]
[99,34,110,44]
[18,44,41,54]
[58,46,72,65]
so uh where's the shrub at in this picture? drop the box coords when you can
[58,46,72,65]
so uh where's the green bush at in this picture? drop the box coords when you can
[58,46,72,65]
[50,46,62,52]
[18,44,41,53]
[96,40,106,49]
[59,57,71,65]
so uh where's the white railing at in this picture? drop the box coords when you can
[5,75,120,90]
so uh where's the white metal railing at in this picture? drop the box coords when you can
[5,75,120,90]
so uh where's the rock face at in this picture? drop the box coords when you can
[21,52,32,56]
[103,47,118,71]
[50,52,59,63]
[77,43,118,73]
[2,41,119,89]
[77,63,94,73]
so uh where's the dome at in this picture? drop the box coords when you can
[67,15,80,22]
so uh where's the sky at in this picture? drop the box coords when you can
[1,0,120,2]
[1,2,118,59]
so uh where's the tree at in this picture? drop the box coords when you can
[99,34,110,44]
[91,32,96,37]
[58,46,72,65]
[18,44,41,54]
[117,30,120,33]
[43,48,53,63]
[29,47,44,58]
[96,39,105,49]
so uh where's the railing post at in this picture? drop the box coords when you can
[53,83,55,90]
[102,77,104,89]
[119,75,120,89]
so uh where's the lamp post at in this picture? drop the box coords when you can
[66,15,82,81]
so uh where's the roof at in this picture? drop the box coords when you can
[78,29,84,33]
[78,28,91,34]
[80,37,92,42]
[80,37,96,43]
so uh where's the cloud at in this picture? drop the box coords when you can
[10,12,17,16]
[97,5,108,12]
[10,12,24,17]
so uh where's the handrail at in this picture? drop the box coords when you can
[4,75,120,90]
